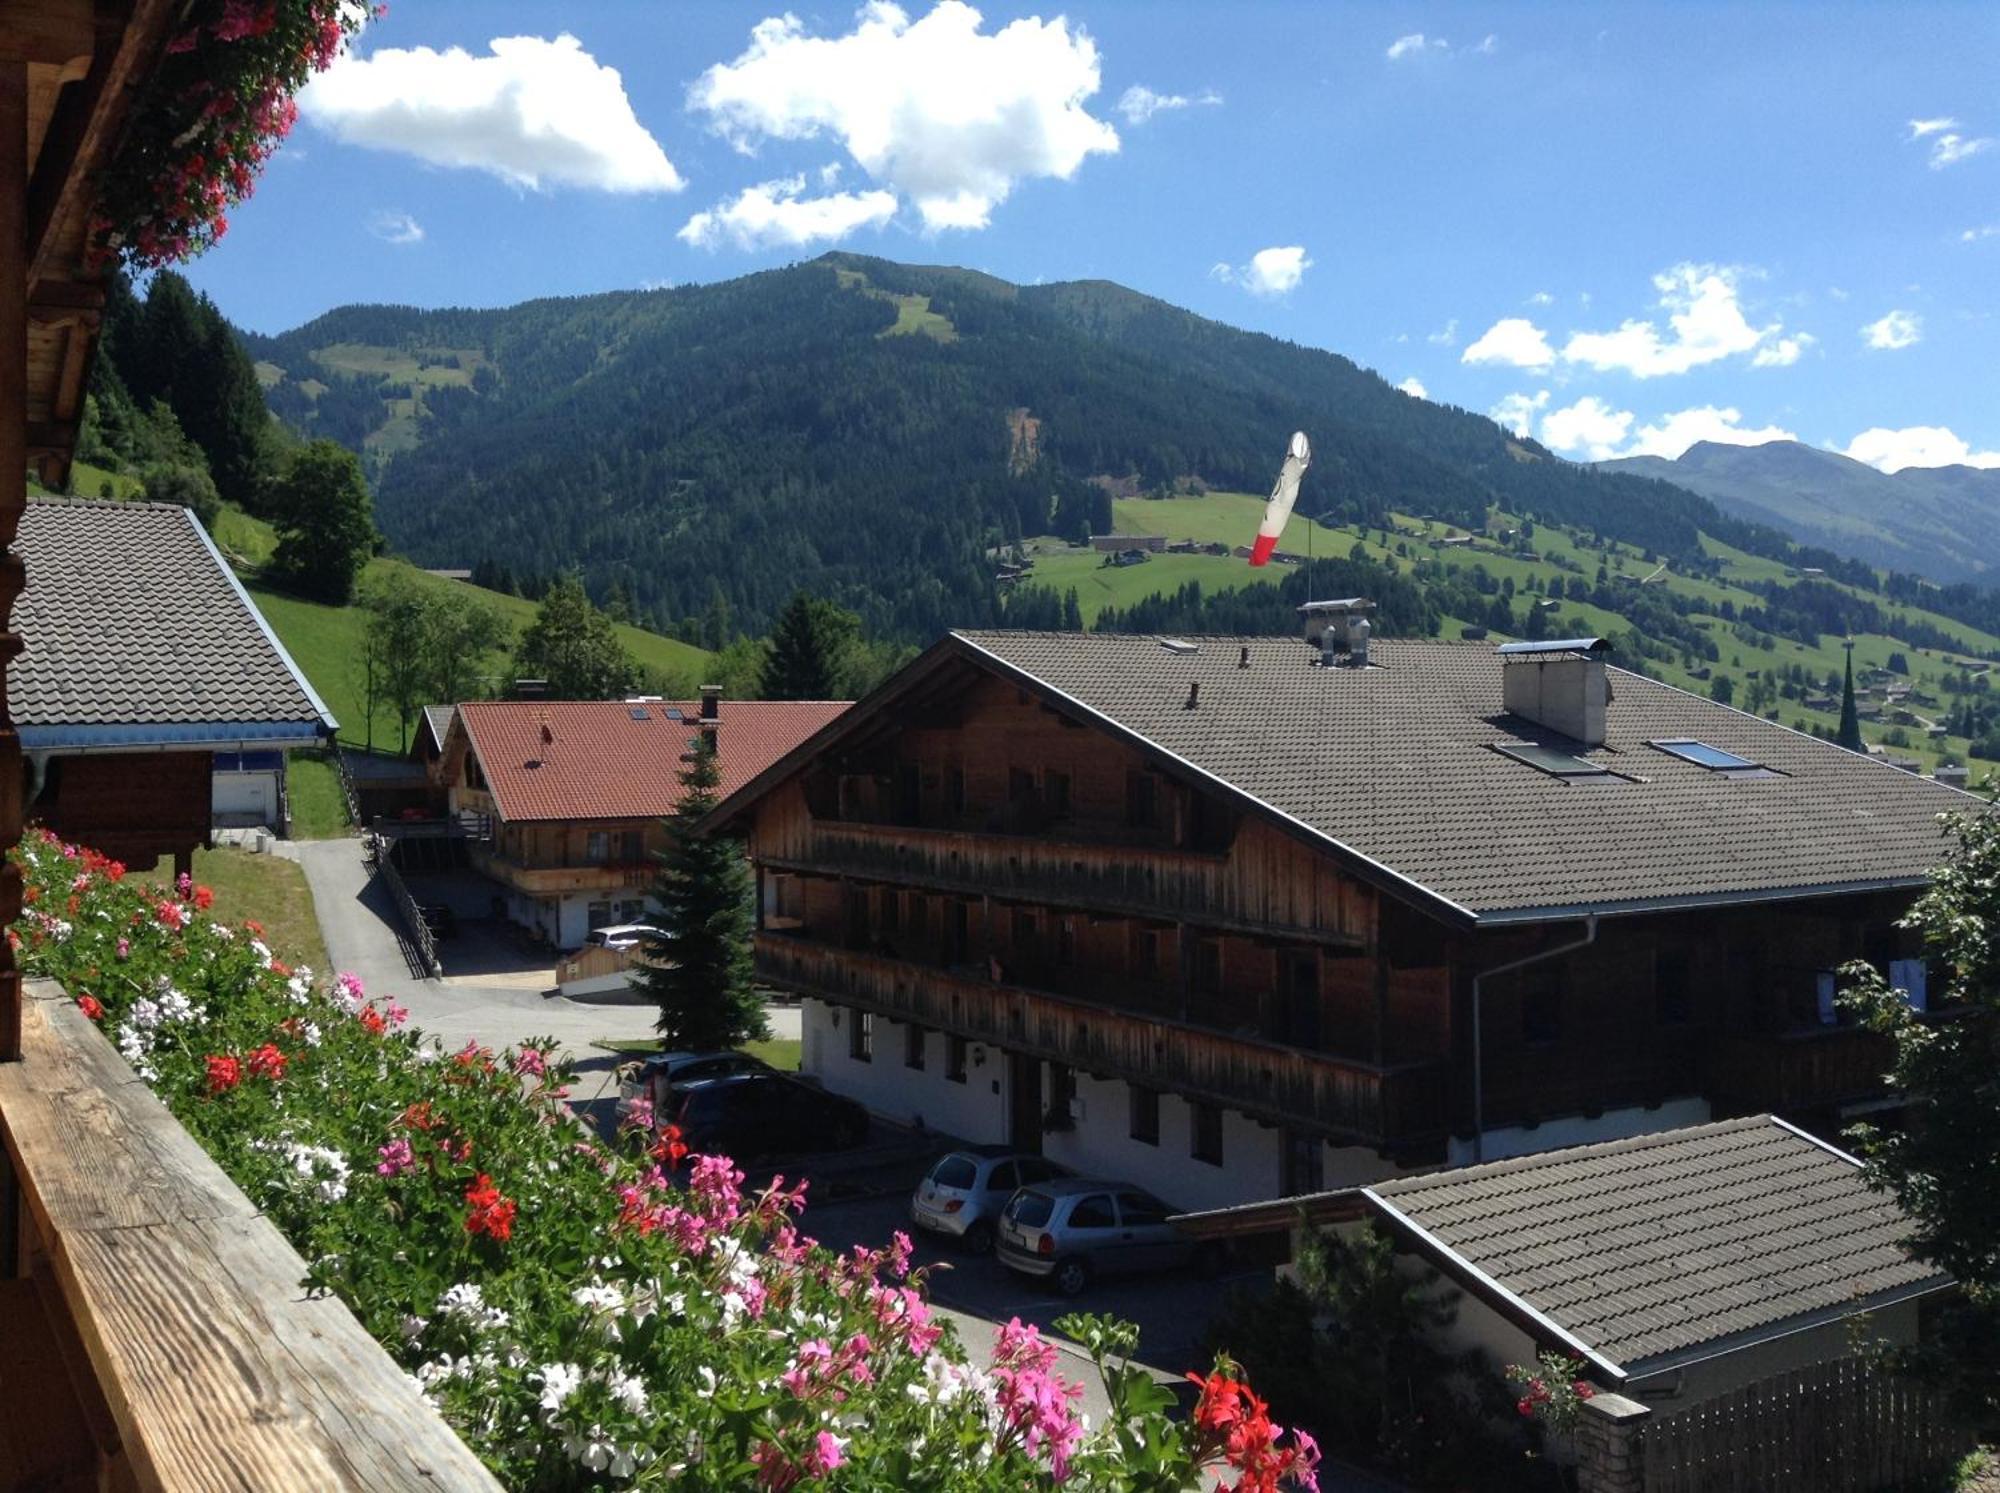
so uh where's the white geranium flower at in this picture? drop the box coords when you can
[535,1361,583,1414]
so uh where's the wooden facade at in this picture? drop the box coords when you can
[735,657,1931,1161]
[31,749,212,875]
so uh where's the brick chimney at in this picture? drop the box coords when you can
[1500,639,1613,747]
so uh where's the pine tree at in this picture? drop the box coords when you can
[1837,643,1864,751]
[758,590,857,700]
[638,737,767,1052]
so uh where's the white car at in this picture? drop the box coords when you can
[910,1148,1068,1255]
[586,923,659,951]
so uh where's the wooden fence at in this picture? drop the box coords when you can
[1641,1358,1968,1493]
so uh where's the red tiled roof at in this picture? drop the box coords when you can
[458,700,848,823]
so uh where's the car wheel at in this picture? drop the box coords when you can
[961,1220,996,1256]
[1052,1257,1091,1297]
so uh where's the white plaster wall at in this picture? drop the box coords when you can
[1040,1072,1284,1213]
[1449,1098,1712,1167]
[799,1001,1008,1144]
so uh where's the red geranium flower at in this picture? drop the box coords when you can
[652,1123,689,1168]
[192,884,214,911]
[358,1006,386,1035]
[464,1174,517,1241]
[77,994,104,1021]
[206,1054,242,1093]
[247,1043,286,1081]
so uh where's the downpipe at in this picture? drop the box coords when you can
[1471,913,1599,1163]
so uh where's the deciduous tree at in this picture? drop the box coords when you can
[514,573,638,699]
[269,439,377,603]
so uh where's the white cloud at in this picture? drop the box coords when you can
[1490,390,1548,438]
[1474,33,1498,54]
[1908,116,1958,138]
[1426,317,1459,346]
[1560,263,1785,377]
[302,34,682,193]
[678,176,898,251]
[1907,115,1994,168]
[1539,396,1634,460]
[1385,33,1445,59]
[1396,376,1428,399]
[690,2,1117,234]
[1239,245,1311,295]
[1116,84,1220,125]
[1527,290,1554,307]
[367,210,424,244]
[1840,426,2000,472]
[1861,309,1922,350]
[1963,224,2000,243]
[1618,405,1795,459]
[1462,317,1554,370]
[1750,331,1815,367]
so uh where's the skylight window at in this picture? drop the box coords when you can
[629,707,651,720]
[1494,744,1611,778]
[1649,740,1777,777]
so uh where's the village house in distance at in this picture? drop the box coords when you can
[434,691,844,949]
[711,603,1972,1211]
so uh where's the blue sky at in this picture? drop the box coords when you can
[183,1,2000,472]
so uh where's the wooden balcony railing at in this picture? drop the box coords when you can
[471,847,652,895]
[764,820,1367,946]
[0,979,498,1489]
[754,934,1445,1149]
[1707,1026,1900,1114]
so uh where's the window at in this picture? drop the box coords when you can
[1116,1192,1170,1227]
[1055,916,1075,966]
[1125,771,1158,829]
[1129,1085,1160,1145]
[880,888,900,934]
[585,830,611,863]
[1014,908,1039,951]
[984,1161,1018,1194]
[1048,1063,1075,1124]
[1009,766,1035,803]
[1135,928,1162,979]
[946,1035,969,1084]
[1494,744,1612,779]
[904,1023,926,1070]
[1648,739,1776,778]
[1044,770,1071,818]
[849,1009,874,1062]
[1194,939,1222,997]
[946,766,965,816]
[464,754,487,791]
[1191,1102,1224,1166]
[586,901,613,930]
[1521,978,1562,1045]
[1655,949,1692,1026]
[1068,1194,1118,1230]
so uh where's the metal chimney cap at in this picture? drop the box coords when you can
[1297,598,1376,615]
[1496,637,1611,658]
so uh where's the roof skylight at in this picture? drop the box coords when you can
[1494,744,1611,779]
[1649,739,1775,776]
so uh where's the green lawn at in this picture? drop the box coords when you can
[69,460,145,499]
[189,846,331,975]
[286,753,352,839]
[589,1036,803,1072]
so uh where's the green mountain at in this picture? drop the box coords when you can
[244,252,1793,641]
[1597,441,2000,586]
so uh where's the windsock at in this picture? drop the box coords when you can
[1249,430,1311,566]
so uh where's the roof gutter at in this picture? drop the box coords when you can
[1473,876,1934,927]
[1472,914,1598,1163]
[18,720,329,751]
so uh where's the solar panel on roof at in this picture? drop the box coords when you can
[1650,739,1760,771]
[1494,743,1610,777]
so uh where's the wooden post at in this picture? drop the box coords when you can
[0,60,28,1064]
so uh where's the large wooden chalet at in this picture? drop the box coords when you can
[711,607,1972,1211]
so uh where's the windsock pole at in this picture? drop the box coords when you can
[1249,430,1312,567]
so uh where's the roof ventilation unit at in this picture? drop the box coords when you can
[1498,637,1613,747]
[1298,598,1375,668]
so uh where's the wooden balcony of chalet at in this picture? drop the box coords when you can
[0,982,497,1489]
[1707,1024,1905,1115]
[760,818,1369,947]
[471,845,654,897]
[754,932,1446,1150]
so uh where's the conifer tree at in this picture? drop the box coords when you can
[1837,642,1864,752]
[758,590,857,700]
[638,737,766,1052]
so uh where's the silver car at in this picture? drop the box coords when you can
[910,1148,1066,1255]
[997,1178,1220,1296]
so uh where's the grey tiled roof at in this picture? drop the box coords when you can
[1370,1116,1948,1372]
[421,705,456,751]
[15,500,334,744]
[954,631,1970,921]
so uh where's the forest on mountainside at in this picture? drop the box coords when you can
[243,252,1844,645]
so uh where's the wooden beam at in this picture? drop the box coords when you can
[0,0,95,66]
[1,59,27,1066]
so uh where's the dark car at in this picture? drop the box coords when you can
[667,1072,869,1160]
[617,1050,773,1114]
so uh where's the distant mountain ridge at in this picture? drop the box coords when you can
[241,254,1865,639]
[1597,441,2000,585]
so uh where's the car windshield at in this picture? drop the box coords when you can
[1007,1191,1055,1228]
[930,1155,978,1190]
